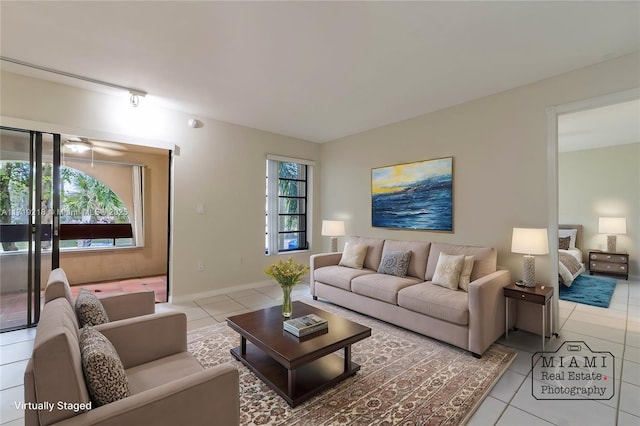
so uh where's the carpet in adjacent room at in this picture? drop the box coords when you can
[559,274,617,308]
[188,297,515,425]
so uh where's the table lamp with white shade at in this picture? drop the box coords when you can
[599,217,626,253]
[321,220,345,252]
[511,228,549,288]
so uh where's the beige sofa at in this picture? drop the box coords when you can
[24,270,240,426]
[310,237,511,357]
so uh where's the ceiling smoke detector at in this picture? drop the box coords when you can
[188,118,202,128]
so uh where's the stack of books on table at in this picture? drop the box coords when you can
[284,314,328,337]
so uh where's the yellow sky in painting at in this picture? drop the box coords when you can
[372,158,452,194]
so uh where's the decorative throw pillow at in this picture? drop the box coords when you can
[558,229,577,249]
[432,253,465,290]
[339,242,368,269]
[377,251,412,277]
[79,326,130,406]
[458,256,475,292]
[75,288,109,327]
[558,236,571,250]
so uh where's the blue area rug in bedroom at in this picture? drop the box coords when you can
[559,274,617,308]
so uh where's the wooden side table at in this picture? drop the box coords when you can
[504,283,555,351]
[588,250,629,280]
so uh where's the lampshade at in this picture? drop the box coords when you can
[321,220,345,237]
[599,217,626,235]
[511,228,549,255]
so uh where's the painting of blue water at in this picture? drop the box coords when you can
[372,157,453,231]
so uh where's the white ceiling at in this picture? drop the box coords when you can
[1,1,638,143]
[558,99,640,152]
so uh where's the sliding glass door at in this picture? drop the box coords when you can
[0,127,60,331]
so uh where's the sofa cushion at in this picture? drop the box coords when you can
[351,274,422,304]
[398,283,469,326]
[377,250,412,277]
[432,253,465,290]
[75,288,110,327]
[458,256,475,292]
[345,236,385,271]
[313,265,375,291]
[126,352,204,395]
[79,326,130,406]
[32,299,89,425]
[381,240,431,279]
[44,267,74,305]
[339,242,368,269]
[426,243,497,282]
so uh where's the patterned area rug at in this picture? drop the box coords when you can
[559,274,617,308]
[188,298,515,425]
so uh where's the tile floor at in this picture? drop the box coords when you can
[1,276,167,331]
[1,279,639,425]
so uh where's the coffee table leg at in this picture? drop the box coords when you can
[288,369,296,397]
[241,336,246,356]
[344,345,351,372]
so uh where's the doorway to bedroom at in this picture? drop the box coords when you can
[555,93,639,310]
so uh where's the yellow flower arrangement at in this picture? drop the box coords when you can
[264,257,309,317]
[264,257,310,289]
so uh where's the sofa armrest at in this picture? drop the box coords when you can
[95,312,187,369]
[467,269,511,356]
[54,364,240,426]
[310,252,342,295]
[310,252,342,270]
[99,291,155,321]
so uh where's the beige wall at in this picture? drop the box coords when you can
[559,143,639,277]
[59,149,169,284]
[1,52,638,306]
[169,119,321,301]
[322,53,639,282]
[0,71,322,301]
[320,53,639,332]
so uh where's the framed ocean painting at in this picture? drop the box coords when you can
[371,157,453,232]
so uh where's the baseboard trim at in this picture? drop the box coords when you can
[169,279,275,304]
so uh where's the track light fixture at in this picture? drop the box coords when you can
[128,89,146,107]
[130,93,140,107]
[1,56,147,107]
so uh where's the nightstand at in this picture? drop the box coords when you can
[589,250,629,280]
[504,283,555,351]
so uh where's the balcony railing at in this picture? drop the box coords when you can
[0,223,133,245]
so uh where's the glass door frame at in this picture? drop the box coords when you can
[1,127,60,331]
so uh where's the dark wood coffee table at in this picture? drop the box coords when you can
[226,300,371,407]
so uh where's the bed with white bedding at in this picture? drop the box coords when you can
[558,225,586,286]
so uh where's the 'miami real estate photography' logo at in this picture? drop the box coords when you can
[532,341,615,400]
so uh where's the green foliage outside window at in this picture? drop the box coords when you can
[277,162,307,251]
[0,161,131,251]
